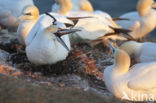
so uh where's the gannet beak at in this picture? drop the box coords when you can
[54,34,70,51]
[15,15,25,25]
[107,42,116,54]
[152,2,156,8]
[54,29,80,51]
[55,29,81,37]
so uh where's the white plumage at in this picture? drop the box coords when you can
[25,14,71,65]
[104,47,156,101]
[120,41,156,63]
[51,0,129,41]
[66,11,118,40]
[116,0,156,39]
[17,5,39,45]
[17,5,74,45]
[0,0,34,31]
[52,0,93,13]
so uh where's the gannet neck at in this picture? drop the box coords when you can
[120,41,142,57]
[137,0,154,16]
[80,0,94,12]
[46,25,58,33]
[113,49,130,74]
[56,0,72,14]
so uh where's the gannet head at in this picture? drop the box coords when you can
[45,24,80,51]
[137,0,156,16]
[107,42,130,74]
[18,5,39,22]
[80,0,94,12]
[55,0,72,14]
[119,41,142,57]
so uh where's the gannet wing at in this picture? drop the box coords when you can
[139,42,156,62]
[127,62,156,90]
[25,18,41,46]
[130,21,140,31]
[116,12,139,29]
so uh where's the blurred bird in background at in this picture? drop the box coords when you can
[0,0,34,32]
[117,0,156,41]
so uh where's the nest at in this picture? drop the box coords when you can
[0,35,114,96]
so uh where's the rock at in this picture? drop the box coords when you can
[0,49,9,64]
[0,74,122,103]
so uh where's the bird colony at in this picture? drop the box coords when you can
[0,0,156,102]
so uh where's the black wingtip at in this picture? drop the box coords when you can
[109,26,134,40]
[112,17,130,21]
[109,26,131,33]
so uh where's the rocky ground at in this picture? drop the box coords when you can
[1,28,156,103]
[0,73,122,103]
[0,30,124,103]
[0,0,156,103]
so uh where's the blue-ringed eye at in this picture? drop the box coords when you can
[25,13,32,16]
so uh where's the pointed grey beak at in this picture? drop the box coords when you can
[54,34,70,51]
[107,42,116,53]
[54,29,81,51]
[55,29,80,37]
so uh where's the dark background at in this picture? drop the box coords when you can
[33,0,156,37]
[33,0,137,16]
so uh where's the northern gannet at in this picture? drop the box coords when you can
[26,14,80,65]
[17,5,39,45]
[120,41,156,63]
[104,42,156,101]
[0,0,34,31]
[17,5,83,45]
[51,0,127,27]
[51,0,132,44]
[52,0,93,13]
[116,0,156,40]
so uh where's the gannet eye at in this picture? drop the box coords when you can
[25,13,32,16]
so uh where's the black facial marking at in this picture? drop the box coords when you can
[25,13,32,16]
[45,12,57,25]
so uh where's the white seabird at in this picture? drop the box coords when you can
[25,14,80,65]
[116,0,156,40]
[120,41,156,63]
[17,5,82,45]
[52,0,93,13]
[51,0,132,43]
[17,5,39,45]
[104,42,156,101]
[0,0,34,31]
